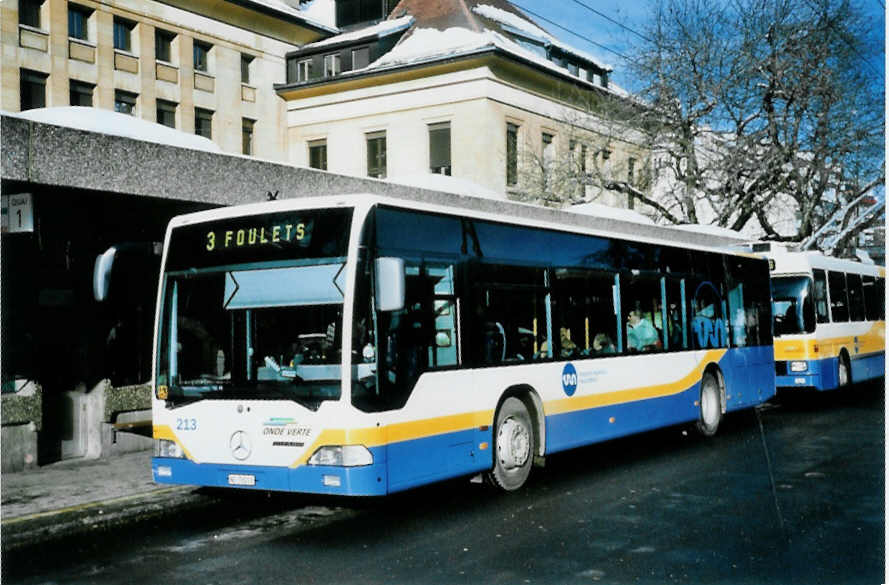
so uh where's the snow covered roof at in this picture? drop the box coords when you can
[567,202,655,225]
[9,107,222,153]
[386,173,506,201]
[669,223,748,240]
[350,25,627,98]
[301,15,413,50]
[472,4,612,72]
[234,0,337,32]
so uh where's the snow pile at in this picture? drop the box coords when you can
[387,173,506,201]
[472,4,612,71]
[11,107,221,152]
[302,14,413,50]
[567,202,655,225]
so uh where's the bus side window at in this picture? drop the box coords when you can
[622,274,663,353]
[813,269,830,323]
[847,273,865,322]
[553,269,617,358]
[689,280,727,349]
[664,278,686,350]
[862,276,881,322]
[828,271,849,322]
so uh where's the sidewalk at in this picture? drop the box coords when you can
[1,450,208,551]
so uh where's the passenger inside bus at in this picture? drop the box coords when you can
[627,310,659,351]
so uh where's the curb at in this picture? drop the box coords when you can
[1,485,214,552]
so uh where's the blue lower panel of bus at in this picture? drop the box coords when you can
[777,351,885,391]
[152,449,390,496]
[546,349,775,454]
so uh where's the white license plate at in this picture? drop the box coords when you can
[228,473,256,486]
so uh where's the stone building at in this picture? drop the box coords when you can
[1,0,335,158]
[277,0,650,209]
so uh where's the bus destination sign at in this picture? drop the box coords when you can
[166,208,352,271]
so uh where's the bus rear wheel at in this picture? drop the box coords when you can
[487,397,534,491]
[838,352,852,389]
[695,372,722,437]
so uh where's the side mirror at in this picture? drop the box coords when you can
[93,247,117,302]
[375,257,405,312]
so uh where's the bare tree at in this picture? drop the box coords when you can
[513,0,883,256]
[630,0,884,252]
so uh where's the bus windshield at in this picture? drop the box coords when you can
[772,276,815,335]
[156,207,353,408]
[157,264,346,408]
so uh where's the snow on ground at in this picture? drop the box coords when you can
[10,107,222,152]
[386,173,506,200]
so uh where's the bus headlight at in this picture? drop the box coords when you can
[154,439,185,459]
[307,445,373,467]
[789,361,808,373]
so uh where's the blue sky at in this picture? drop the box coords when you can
[513,0,886,93]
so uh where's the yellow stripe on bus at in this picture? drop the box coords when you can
[774,322,886,360]
[544,349,727,415]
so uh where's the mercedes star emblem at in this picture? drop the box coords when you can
[230,430,251,461]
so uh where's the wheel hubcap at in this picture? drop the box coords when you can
[702,384,719,425]
[498,417,530,470]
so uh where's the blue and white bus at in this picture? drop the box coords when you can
[764,246,885,391]
[151,194,775,494]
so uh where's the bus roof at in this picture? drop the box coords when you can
[166,192,758,258]
[766,249,884,278]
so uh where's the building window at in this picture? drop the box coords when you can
[69,80,93,106]
[193,40,211,72]
[323,53,341,77]
[242,118,254,155]
[155,29,175,62]
[309,139,327,170]
[114,90,137,115]
[297,59,312,82]
[366,131,386,179]
[581,143,588,173]
[20,69,46,111]
[240,54,253,84]
[352,47,370,69]
[195,107,213,139]
[113,17,135,52]
[19,0,43,28]
[157,99,177,128]
[68,4,91,41]
[429,122,451,176]
[542,132,555,188]
[627,157,636,209]
[506,122,519,186]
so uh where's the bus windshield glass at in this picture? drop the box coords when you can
[156,208,352,408]
[772,276,815,335]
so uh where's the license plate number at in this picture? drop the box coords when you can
[228,473,256,486]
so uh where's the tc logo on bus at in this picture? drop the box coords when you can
[562,363,578,396]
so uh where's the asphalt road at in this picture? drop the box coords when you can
[4,382,883,585]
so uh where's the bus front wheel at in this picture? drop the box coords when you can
[696,372,722,437]
[487,397,534,491]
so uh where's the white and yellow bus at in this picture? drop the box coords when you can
[150,194,776,495]
[765,246,885,391]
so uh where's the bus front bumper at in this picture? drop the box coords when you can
[152,456,388,496]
